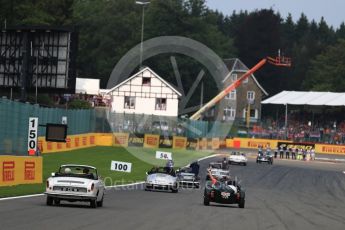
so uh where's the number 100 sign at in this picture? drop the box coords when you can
[110,161,132,173]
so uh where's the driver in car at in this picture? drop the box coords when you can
[207,168,238,193]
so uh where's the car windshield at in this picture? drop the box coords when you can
[209,163,222,169]
[57,165,98,179]
[148,167,176,176]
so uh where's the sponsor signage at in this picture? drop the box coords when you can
[156,151,172,160]
[113,133,129,147]
[159,136,173,148]
[173,136,187,149]
[0,156,42,186]
[187,138,198,150]
[128,133,144,147]
[277,142,315,150]
[212,138,220,150]
[315,144,345,155]
[144,134,159,148]
[110,160,132,173]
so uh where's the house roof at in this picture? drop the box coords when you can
[261,91,345,106]
[107,67,182,96]
[223,58,268,96]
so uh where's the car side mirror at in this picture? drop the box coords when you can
[51,172,55,177]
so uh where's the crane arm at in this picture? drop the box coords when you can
[190,56,291,120]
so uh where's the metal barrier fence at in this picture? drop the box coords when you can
[0,98,96,155]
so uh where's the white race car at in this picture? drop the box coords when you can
[228,152,248,166]
[45,164,105,208]
[145,167,179,193]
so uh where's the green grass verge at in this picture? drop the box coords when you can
[0,146,214,198]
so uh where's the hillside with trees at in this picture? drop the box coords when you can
[1,0,345,101]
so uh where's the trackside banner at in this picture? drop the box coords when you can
[315,143,345,155]
[0,156,42,187]
[277,142,315,150]
[144,134,160,148]
[128,133,144,147]
[159,136,173,148]
[113,133,129,147]
[38,133,97,154]
[187,138,198,150]
[173,136,187,149]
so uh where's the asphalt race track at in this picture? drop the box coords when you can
[1,157,345,230]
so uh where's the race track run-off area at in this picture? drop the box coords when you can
[1,157,345,230]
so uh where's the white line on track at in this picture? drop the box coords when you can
[0,154,220,201]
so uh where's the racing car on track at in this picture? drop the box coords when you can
[228,152,248,166]
[145,167,179,193]
[45,164,105,208]
[256,151,273,164]
[176,165,200,188]
[203,177,245,208]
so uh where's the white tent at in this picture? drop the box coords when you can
[262,91,345,106]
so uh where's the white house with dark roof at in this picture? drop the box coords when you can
[107,67,181,116]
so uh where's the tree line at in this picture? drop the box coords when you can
[1,0,345,102]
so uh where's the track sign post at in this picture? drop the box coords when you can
[28,117,38,156]
[110,161,132,173]
[156,151,172,160]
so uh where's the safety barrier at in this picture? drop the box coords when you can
[0,156,42,187]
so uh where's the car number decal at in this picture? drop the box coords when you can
[221,192,230,199]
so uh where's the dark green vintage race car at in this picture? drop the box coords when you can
[203,181,245,208]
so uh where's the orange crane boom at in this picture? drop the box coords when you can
[190,56,291,120]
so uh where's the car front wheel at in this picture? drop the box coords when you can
[238,197,245,208]
[203,195,210,206]
[97,195,104,207]
[90,199,97,208]
[46,196,53,206]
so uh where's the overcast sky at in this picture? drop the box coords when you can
[205,0,345,29]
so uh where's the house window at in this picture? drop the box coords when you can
[155,98,167,110]
[231,73,237,82]
[223,106,236,120]
[142,77,151,86]
[242,108,257,119]
[124,96,135,109]
[225,90,236,100]
[247,91,255,101]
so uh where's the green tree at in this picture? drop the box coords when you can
[68,99,92,109]
[303,39,345,91]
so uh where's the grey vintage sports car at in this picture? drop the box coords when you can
[145,167,179,193]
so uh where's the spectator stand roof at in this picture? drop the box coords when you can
[261,91,345,106]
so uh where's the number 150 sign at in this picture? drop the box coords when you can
[28,117,38,156]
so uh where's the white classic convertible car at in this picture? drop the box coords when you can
[228,152,248,166]
[45,164,105,208]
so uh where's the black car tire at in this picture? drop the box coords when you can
[90,199,97,208]
[203,195,210,206]
[54,198,60,205]
[243,163,247,166]
[46,196,53,206]
[238,197,245,208]
[97,195,104,207]
[172,188,178,193]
